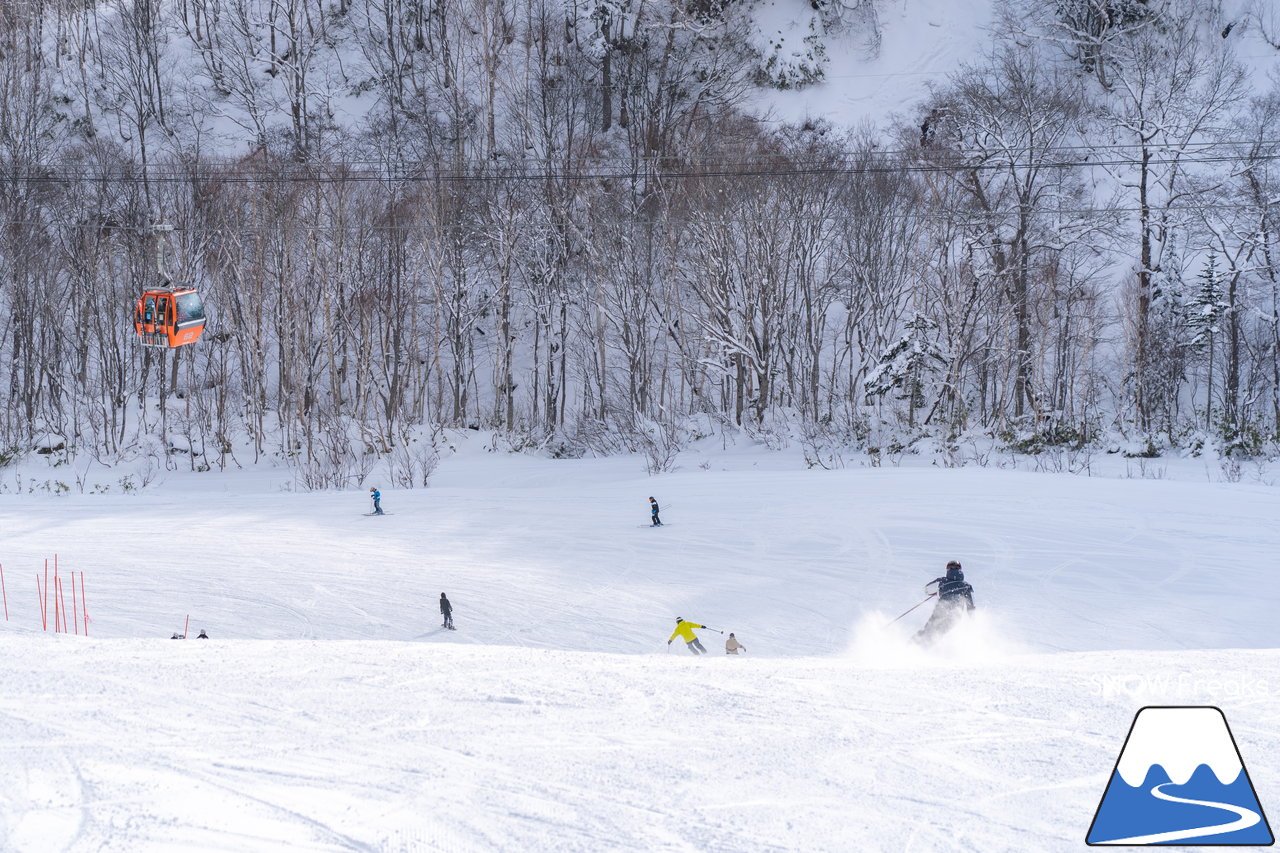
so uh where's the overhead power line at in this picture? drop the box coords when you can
[5,148,1280,184]
[1,201,1276,232]
[7,136,1280,174]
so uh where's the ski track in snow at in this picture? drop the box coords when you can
[7,641,1277,852]
[2,454,1280,851]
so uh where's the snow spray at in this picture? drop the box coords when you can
[843,609,1025,668]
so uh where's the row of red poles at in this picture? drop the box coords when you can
[0,555,89,635]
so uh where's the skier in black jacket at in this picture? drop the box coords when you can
[915,560,975,642]
[649,496,662,527]
[440,592,455,630]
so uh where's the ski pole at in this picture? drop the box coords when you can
[890,593,936,624]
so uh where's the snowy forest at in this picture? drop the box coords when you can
[3,0,1280,484]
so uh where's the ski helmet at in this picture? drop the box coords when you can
[675,617,683,623]
[649,496,656,501]
[946,560,962,571]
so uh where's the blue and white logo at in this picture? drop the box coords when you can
[1087,706,1273,846]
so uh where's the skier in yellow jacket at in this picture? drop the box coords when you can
[668,617,716,654]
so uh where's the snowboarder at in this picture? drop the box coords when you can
[440,592,454,630]
[649,496,662,526]
[369,486,384,515]
[668,617,713,654]
[725,632,746,655]
[915,560,976,643]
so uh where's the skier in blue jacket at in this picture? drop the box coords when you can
[915,560,975,642]
[369,487,384,515]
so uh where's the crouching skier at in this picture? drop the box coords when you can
[915,560,975,643]
[668,617,714,654]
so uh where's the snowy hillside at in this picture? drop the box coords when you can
[745,0,994,125]
[3,440,1280,652]
[748,0,1280,125]
[1,446,1278,850]
[10,0,1280,485]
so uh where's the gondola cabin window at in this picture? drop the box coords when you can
[175,291,205,327]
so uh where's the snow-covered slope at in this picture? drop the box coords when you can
[1,641,1276,852]
[1,444,1278,851]
[747,0,1280,130]
[2,443,1277,652]
[746,0,994,127]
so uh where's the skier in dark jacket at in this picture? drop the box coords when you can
[915,560,975,643]
[369,487,384,515]
[440,593,454,630]
[649,496,662,526]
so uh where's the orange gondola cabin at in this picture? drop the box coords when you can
[134,287,206,348]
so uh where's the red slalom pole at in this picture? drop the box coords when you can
[1,562,7,621]
[43,560,49,631]
[71,572,79,635]
[36,575,45,630]
[56,576,65,633]
[183,614,189,639]
[80,573,88,636]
